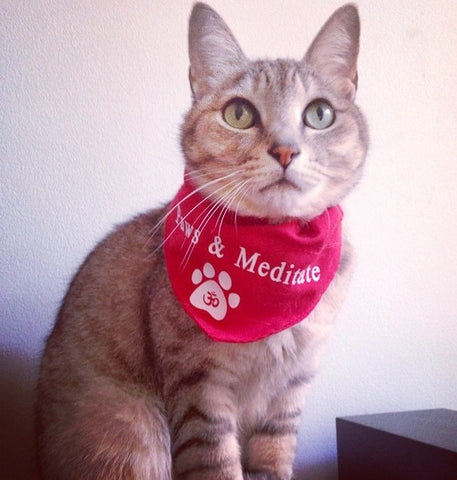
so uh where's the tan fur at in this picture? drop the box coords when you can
[36,3,368,479]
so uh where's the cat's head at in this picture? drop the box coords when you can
[181,2,368,221]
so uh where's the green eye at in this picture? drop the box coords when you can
[303,99,335,130]
[223,99,257,129]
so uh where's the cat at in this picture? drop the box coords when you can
[36,3,368,479]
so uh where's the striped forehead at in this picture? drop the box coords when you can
[247,60,311,127]
[251,60,308,92]
[235,60,311,111]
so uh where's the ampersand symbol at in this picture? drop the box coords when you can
[208,235,225,258]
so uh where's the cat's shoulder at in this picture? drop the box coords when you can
[102,206,168,252]
[71,206,169,284]
[105,204,168,245]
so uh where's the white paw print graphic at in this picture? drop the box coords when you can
[189,263,240,321]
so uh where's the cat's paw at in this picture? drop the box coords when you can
[243,471,281,480]
[189,262,240,320]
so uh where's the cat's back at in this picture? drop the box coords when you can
[39,207,167,389]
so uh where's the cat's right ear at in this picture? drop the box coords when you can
[188,3,247,100]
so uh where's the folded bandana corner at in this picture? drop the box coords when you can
[164,178,343,343]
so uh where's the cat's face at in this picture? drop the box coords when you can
[181,3,368,221]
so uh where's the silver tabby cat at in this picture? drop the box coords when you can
[37,3,368,479]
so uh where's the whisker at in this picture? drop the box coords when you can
[308,164,343,180]
[150,173,243,260]
[147,171,241,242]
[215,179,252,238]
[179,177,244,268]
[232,181,253,233]
[183,167,237,184]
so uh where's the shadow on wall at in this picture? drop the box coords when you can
[1,352,40,480]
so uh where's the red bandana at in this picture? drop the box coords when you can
[164,178,343,343]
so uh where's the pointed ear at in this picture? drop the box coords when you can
[188,3,247,100]
[304,4,360,100]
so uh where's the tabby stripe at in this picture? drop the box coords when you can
[254,422,298,436]
[286,374,310,389]
[165,367,210,399]
[244,470,280,480]
[270,408,302,423]
[180,368,209,386]
[175,458,238,478]
[172,405,235,440]
[172,436,219,462]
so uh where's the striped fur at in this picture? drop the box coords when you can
[36,3,368,479]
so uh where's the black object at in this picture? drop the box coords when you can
[336,408,457,480]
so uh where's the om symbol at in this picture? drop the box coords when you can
[203,290,220,308]
[189,262,240,321]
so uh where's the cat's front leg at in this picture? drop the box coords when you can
[166,367,243,480]
[242,379,307,480]
[243,422,299,480]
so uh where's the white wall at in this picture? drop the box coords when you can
[2,1,457,478]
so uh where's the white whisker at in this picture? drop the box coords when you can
[179,176,244,268]
[147,170,241,245]
[232,181,253,233]
[215,179,252,238]
[149,172,244,261]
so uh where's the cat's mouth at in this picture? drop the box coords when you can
[260,177,302,193]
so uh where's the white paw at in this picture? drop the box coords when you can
[189,262,240,321]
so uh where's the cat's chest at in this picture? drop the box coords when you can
[228,328,310,421]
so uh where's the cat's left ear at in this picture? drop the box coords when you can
[188,3,247,100]
[304,4,360,101]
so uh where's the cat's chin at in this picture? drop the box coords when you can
[240,187,329,222]
[259,178,302,194]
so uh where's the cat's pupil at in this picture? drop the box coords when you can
[235,104,244,120]
[316,106,324,121]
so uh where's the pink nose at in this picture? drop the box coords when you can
[268,144,300,168]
